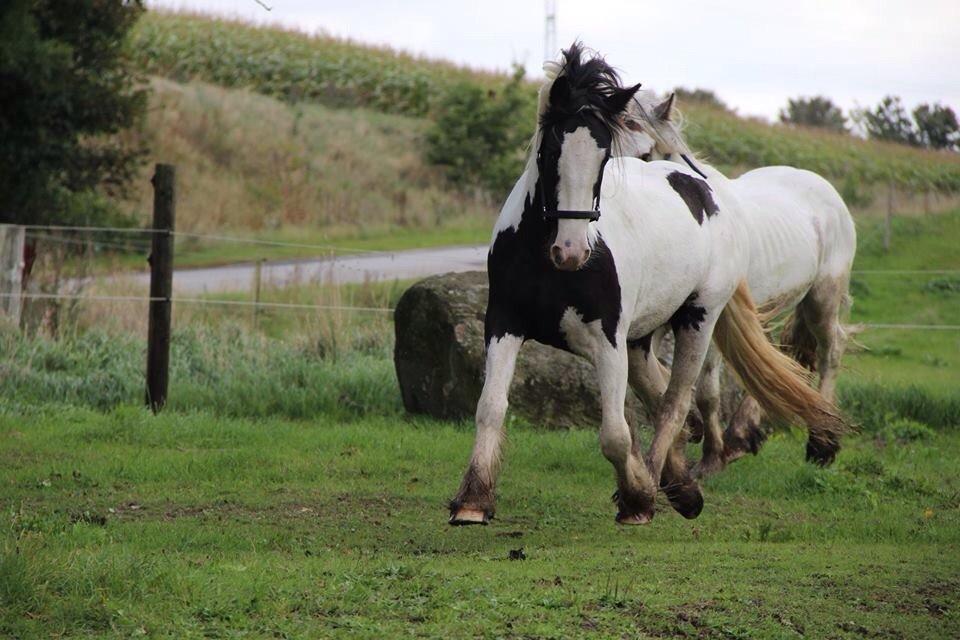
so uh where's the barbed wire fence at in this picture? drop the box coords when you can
[2,164,959,411]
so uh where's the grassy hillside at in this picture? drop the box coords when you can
[130,10,960,203]
[118,78,491,264]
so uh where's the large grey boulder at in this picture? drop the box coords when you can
[393,271,646,429]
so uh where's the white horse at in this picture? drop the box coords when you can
[619,90,857,476]
[448,44,846,526]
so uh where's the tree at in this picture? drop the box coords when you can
[854,95,919,146]
[913,103,959,151]
[779,96,846,132]
[0,0,147,226]
[425,64,534,197]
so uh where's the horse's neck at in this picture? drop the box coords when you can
[490,152,545,244]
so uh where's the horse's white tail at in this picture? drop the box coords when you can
[713,282,847,464]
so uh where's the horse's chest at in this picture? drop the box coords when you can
[487,237,622,351]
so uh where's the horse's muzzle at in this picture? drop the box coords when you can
[550,245,591,271]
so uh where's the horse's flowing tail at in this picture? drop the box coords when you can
[712,282,847,465]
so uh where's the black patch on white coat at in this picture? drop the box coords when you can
[486,183,621,351]
[669,293,707,332]
[666,171,718,225]
[626,334,652,356]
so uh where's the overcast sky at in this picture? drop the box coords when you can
[152,0,960,120]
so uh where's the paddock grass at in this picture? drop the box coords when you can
[844,211,960,395]
[3,206,959,636]
[1,406,958,638]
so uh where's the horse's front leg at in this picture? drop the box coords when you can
[449,333,523,525]
[596,340,658,525]
[646,315,718,519]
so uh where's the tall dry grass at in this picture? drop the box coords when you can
[120,78,493,235]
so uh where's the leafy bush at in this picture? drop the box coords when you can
[780,96,847,133]
[424,66,534,195]
[924,276,960,295]
[852,96,919,146]
[913,103,959,151]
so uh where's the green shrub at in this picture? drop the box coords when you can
[424,66,534,195]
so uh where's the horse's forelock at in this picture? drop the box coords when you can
[538,42,626,136]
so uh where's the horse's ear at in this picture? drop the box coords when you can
[654,92,676,122]
[543,60,562,80]
[605,83,642,115]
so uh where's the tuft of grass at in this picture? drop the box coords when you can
[0,320,400,421]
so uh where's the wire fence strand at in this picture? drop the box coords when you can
[1,292,393,313]
[5,292,959,326]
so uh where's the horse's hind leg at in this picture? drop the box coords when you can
[800,276,850,404]
[691,346,727,478]
[449,332,523,525]
[722,395,766,463]
[627,334,703,518]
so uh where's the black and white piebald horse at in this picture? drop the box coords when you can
[449,43,846,526]
[615,90,857,477]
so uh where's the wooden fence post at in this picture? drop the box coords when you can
[253,258,264,330]
[0,224,25,325]
[883,180,894,252]
[146,164,176,413]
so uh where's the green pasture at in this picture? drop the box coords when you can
[2,211,958,637]
[1,407,958,638]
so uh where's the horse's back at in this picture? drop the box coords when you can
[733,166,856,303]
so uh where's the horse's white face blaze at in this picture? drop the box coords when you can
[552,126,605,271]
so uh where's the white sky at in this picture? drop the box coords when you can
[151,0,960,121]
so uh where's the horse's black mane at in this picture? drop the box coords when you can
[540,41,627,134]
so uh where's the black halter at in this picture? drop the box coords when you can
[537,151,603,222]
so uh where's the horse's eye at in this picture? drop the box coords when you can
[640,153,652,161]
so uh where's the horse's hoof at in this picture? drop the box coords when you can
[616,510,654,525]
[449,507,489,526]
[722,424,767,462]
[612,489,655,525]
[806,437,839,467]
[663,481,704,519]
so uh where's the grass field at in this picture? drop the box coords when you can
[844,212,960,394]
[4,207,959,636]
[2,261,958,638]
[2,407,958,638]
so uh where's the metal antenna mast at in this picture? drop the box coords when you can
[544,0,557,62]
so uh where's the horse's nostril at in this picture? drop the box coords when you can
[550,246,563,266]
[583,249,591,263]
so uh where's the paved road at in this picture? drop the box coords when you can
[119,245,488,294]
